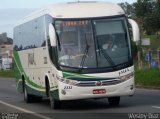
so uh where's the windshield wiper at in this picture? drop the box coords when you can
[80,45,90,67]
[79,34,90,72]
[96,37,115,66]
[100,48,115,66]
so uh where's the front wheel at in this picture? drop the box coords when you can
[50,98,61,109]
[49,92,61,109]
[108,97,120,106]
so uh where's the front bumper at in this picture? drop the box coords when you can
[58,77,135,100]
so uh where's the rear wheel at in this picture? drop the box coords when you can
[24,84,34,103]
[24,82,42,103]
[108,97,120,106]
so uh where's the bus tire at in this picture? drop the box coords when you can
[45,77,61,109]
[24,83,33,103]
[50,97,61,109]
[35,96,42,102]
[108,96,120,106]
[49,89,61,109]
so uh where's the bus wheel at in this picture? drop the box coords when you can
[108,97,120,106]
[49,92,61,109]
[24,84,33,103]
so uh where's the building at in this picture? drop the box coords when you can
[0,45,13,58]
[0,32,13,58]
[0,33,7,42]
[0,33,13,70]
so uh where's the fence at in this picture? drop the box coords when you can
[137,49,160,69]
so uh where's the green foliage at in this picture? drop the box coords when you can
[0,70,15,78]
[118,2,135,17]
[119,0,160,35]
[135,68,160,88]
[133,0,154,18]
[144,8,160,35]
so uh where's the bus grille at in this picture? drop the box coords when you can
[76,79,121,87]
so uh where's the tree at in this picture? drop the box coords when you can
[132,0,159,35]
[154,0,160,35]
[143,0,160,35]
[118,2,135,17]
[119,0,160,35]
[133,0,154,18]
[134,0,154,25]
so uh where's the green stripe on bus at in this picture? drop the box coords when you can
[63,71,95,78]
[26,84,46,97]
[13,50,45,90]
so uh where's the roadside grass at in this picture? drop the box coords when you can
[135,68,160,88]
[0,70,15,78]
[134,35,160,88]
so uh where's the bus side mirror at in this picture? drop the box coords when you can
[128,19,140,42]
[49,23,56,46]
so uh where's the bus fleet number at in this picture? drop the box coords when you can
[64,86,72,89]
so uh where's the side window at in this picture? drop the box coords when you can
[14,15,47,51]
[45,15,53,38]
[35,16,46,47]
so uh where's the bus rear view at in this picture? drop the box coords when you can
[14,1,140,109]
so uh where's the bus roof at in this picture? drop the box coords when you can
[15,1,125,26]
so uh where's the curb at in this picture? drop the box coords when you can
[136,85,160,90]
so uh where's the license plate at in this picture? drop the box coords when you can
[93,89,106,94]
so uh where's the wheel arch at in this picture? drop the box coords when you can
[45,73,51,97]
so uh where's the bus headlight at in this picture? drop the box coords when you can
[119,72,134,81]
[57,76,79,85]
[65,79,79,85]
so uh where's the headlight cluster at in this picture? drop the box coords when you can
[57,76,79,85]
[119,72,134,81]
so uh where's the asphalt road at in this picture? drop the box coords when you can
[0,77,160,119]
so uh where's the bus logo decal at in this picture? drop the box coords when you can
[95,81,102,86]
[28,53,35,66]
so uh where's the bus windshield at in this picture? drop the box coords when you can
[54,17,132,70]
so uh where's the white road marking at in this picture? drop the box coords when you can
[0,100,52,119]
[152,106,160,109]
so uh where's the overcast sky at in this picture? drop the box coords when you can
[0,0,136,38]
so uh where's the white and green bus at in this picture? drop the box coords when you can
[13,1,140,109]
